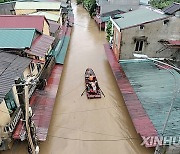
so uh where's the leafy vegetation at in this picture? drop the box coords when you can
[0,0,14,3]
[76,0,96,17]
[149,0,180,9]
[106,20,113,41]
[83,0,96,17]
[76,0,83,5]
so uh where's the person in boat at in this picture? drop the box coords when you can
[89,74,94,82]
[91,82,97,92]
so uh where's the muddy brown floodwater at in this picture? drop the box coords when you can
[2,2,154,154]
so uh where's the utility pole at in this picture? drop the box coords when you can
[24,84,39,154]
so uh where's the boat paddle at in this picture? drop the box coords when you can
[81,88,86,96]
[99,87,105,97]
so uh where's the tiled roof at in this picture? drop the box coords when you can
[15,2,61,10]
[0,15,46,32]
[26,34,55,57]
[0,2,15,15]
[163,2,180,15]
[29,12,60,22]
[120,60,180,136]
[0,52,31,103]
[112,8,168,30]
[0,28,37,49]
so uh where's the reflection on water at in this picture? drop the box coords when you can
[2,1,154,154]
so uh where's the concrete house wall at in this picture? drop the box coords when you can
[113,16,180,60]
[0,100,11,127]
[113,26,122,60]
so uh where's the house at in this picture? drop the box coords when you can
[0,15,50,35]
[94,0,140,30]
[0,28,54,60]
[94,9,124,30]
[14,1,61,15]
[104,45,180,153]
[0,52,32,150]
[48,20,61,37]
[110,7,180,60]
[0,28,55,90]
[0,2,15,15]
[29,11,61,23]
[0,27,55,150]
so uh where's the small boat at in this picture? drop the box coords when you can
[84,68,101,99]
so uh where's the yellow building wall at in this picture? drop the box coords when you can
[15,9,37,15]
[23,67,31,80]
[43,20,50,36]
[46,11,60,15]
[0,100,11,127]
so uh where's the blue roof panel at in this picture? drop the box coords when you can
[0,28,36,49]
[120,60,180,136]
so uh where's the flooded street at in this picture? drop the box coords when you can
[2,2,154,154]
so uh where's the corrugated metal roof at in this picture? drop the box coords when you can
[0,2,15,15]
[101,4,140,15]
[101,14,122,22]
[0,28,36,49]
[25,34,55,57]
[120,60,180,136]
[101,9,124,17]
[0,52,31,103]
[29,12,59,22]
[15,2,61,10]
[113,8,168,30]
[48,20,60,33]
[163,2,180,15]
[0,15,45,32]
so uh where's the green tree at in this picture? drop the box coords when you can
[149,0,180,9]
[106,20,113,42]
[82,0,96,17]
[76,0,83,5]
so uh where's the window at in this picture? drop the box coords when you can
[163,19,169,25]
[4,90,17,114]
[135,40,144,52]
[35,56,39,60]
[30,63,35,72]
[37,63,42,72]
[139,25,144,30]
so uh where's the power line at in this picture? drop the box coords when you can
[47,134,139,142]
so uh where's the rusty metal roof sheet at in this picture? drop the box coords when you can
[0,15,46,32]
[26,34,55,57]
[48,20,60,34]
[0,52,31,103]
[168,40,180,45]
